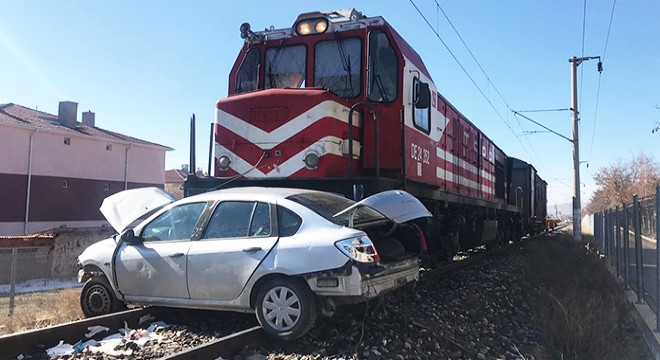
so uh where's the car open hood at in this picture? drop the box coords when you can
[334,190,432,223]
[100,187,174,233]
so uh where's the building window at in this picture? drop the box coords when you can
[106,144,112,151]
[64,137,71,145]
[104,183,110,191]
[62,180,69,188]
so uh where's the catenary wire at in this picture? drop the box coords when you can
[433,0,512,111]
[587,0,616,163]
[579,0,587,141]
[408,0,549,179]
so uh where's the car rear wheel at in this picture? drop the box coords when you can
[80,276,124,317]
[255,277,318,340]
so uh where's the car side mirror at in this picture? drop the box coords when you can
[120,229,141,245]
[414,81,430,109]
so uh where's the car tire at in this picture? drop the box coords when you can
[255,277,318,340]
[80,276,124,318]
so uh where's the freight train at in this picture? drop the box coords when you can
[184,8,547,261]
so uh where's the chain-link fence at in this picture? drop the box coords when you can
[593,186,659,330]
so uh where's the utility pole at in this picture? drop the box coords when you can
[569,56,602,242]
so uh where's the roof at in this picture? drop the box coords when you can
[0,103,172,150]
[165,169,187,183]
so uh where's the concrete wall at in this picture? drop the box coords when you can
[0,227,115,284]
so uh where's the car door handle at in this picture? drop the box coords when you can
[169,253,185,258]
[242,247,262,253]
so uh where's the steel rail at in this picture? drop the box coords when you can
[160,326,266,360]
[0,307,165,360]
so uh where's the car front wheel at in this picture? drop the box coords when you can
[80,276,124,317]
[255,277,318,340]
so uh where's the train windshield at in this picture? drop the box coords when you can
[314,38,362,98]
[265,45,306,89]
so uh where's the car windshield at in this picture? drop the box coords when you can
[287,192,386,226]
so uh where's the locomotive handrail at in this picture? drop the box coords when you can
[347,102,379,178]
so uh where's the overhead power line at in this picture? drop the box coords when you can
[408,0,549,177]
[602,0,617,60]
[516,108,571,113]
[512,111,572,143]
[433,0,512,111]
[587,0,616,163]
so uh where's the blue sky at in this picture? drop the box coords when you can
[1,1,658,210]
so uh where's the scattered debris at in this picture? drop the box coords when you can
[45,321,169,357]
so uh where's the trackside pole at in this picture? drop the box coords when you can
[634,195,643,304]
[624,204,630,289]
[656,185,660,331]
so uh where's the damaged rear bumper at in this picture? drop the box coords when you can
[305,257,419,302]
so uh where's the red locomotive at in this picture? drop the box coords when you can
[185,9,547,260]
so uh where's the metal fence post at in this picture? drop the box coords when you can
[604,210,609,258]
[9,247,18,317]
[624,204,630,289]
[600,211,605,252]
[634,194,643,303]
[655,185,660,331]
[616,206,621,278]
[594,212,603,253]
[608,209,613,262]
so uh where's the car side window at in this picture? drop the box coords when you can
[203,201,272,239]
[249,202,272,237]
[277,205,302,237]
[141,202,206,242]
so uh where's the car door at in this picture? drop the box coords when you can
[187,201,278,301]
[114,202,207,299]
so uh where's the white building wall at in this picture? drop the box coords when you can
[0,126,32,174]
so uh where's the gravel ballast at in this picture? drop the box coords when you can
[238,244,540,360]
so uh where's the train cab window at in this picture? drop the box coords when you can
[412,77,431,133]
[368,30,398,103]
[236,48,260,93]
[314,37,362,98]
[265,45,306,89]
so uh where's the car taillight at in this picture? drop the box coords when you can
[335,236,380,263]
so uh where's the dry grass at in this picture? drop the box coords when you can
[527,232,648,360]
[0,288,83,336]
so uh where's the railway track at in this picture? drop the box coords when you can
[0,234,541,360]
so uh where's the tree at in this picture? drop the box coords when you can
[585,152,660,213]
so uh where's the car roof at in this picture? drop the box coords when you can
[183,186,325,203]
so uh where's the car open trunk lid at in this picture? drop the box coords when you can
[100,187,174,233]
[334,190,432,224]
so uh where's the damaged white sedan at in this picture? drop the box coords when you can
[78,187,431,340]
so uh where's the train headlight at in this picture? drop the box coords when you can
[303,152,320,170]
[217,155,231,171]
[297,22,312,35]
[315,20,328,33]
[295,19,328,36]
